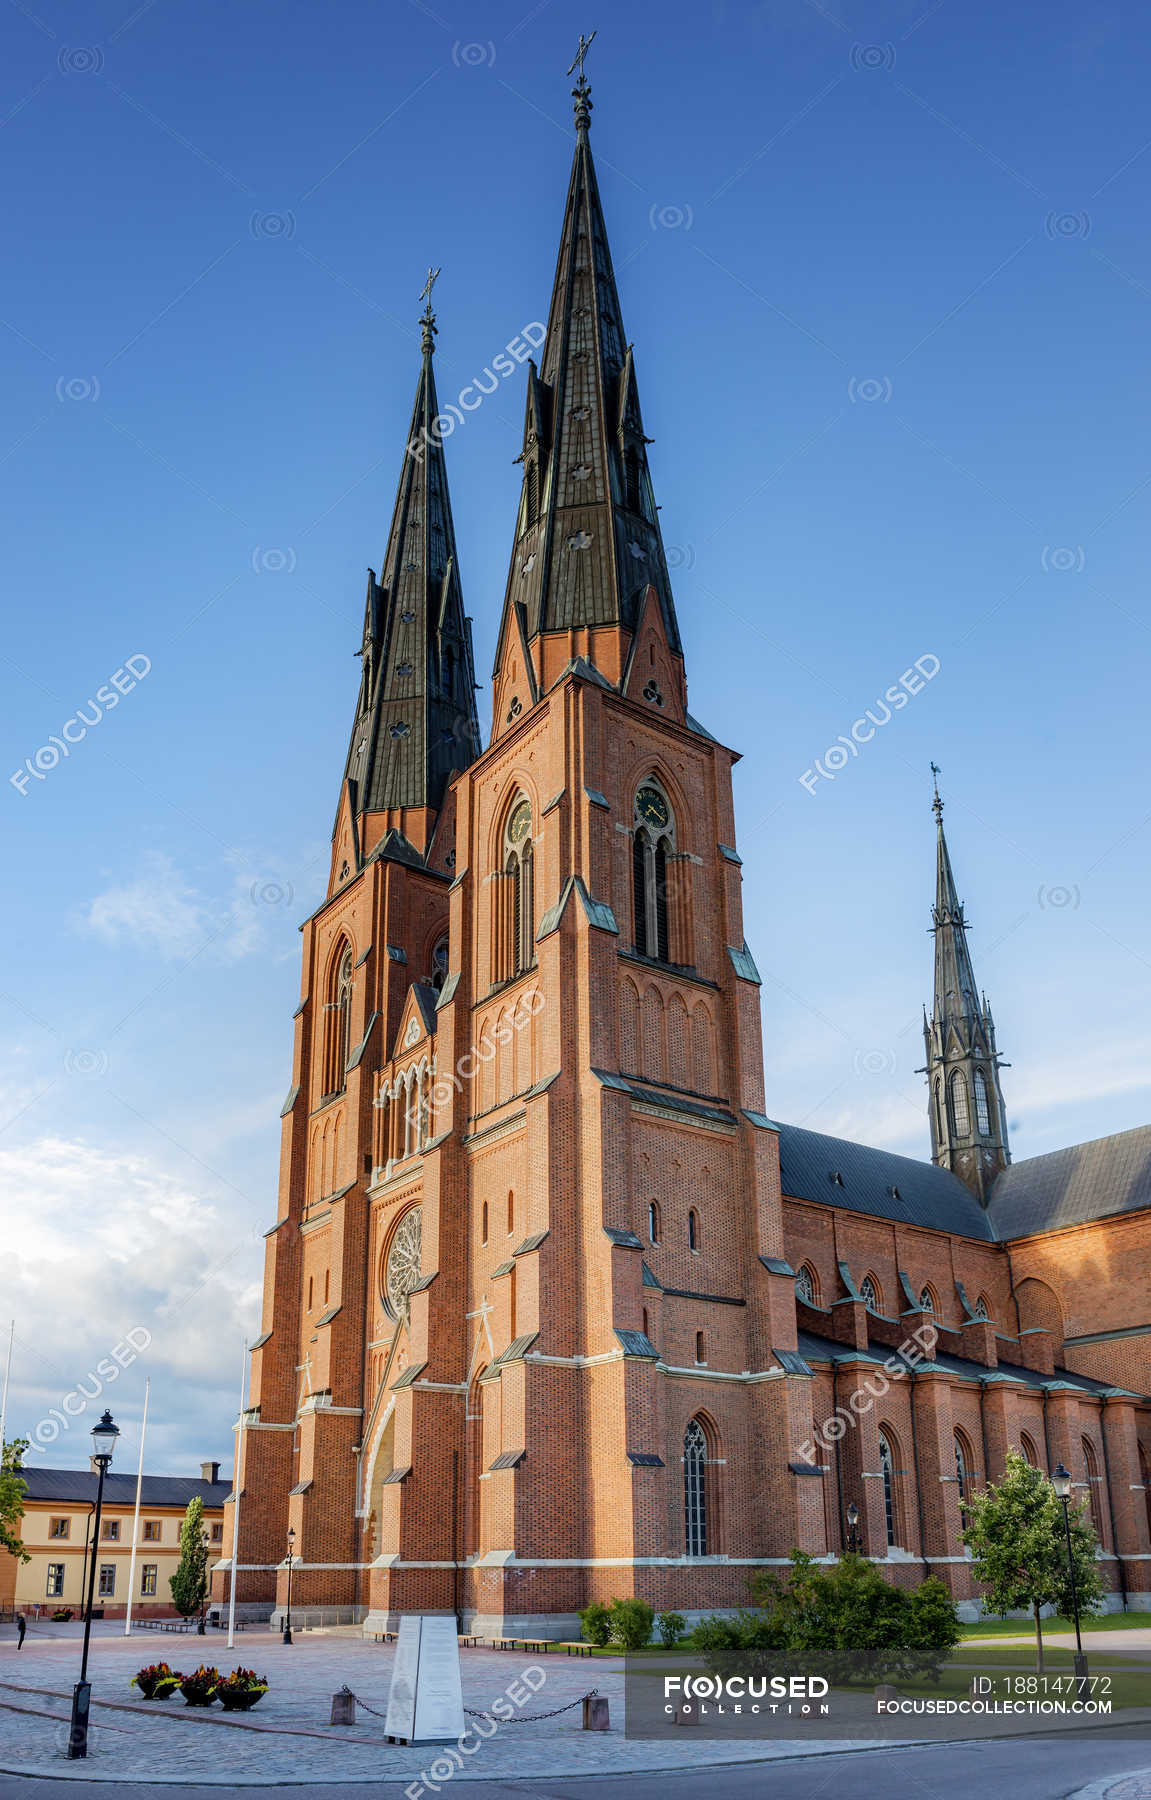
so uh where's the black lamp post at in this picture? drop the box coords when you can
[1051,1463,1090,1698]
[846,1500,861,1555]
[67,1410,120,1760]
[282,1527,295,1646]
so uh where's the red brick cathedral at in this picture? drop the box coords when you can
[217,72,1151,1634]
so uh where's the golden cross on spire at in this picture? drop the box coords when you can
[419,266,441,311]
[567,29,596,80]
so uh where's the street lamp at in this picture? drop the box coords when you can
[846,1500,861,1555]
[67,1410,120,1760]
[282,1527,296,1646]
[1051,1463,1090,1697]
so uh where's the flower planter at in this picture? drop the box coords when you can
[178,1666,221,1706]
[218,1688,266,1711]
[131,1664,181,1701]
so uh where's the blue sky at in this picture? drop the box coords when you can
[3,0,1150,1473]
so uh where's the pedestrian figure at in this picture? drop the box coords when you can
[16,1613,26,1649]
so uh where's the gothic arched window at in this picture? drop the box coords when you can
[684,1418,708,1556]
[919,1285,935,1313]
[1020,1432,1040,1468]
[324,942,354,1096]
[633,783,675,963]
[795,1265,817,1304]
[974,1294,990,1321]
[860,1274,880,1313]
[949,1070,971,1136]
[954,1431,972,1503]
[878,1431,898,1547]
[974,1069,993,1136]
[1082,1436,1104,1542]
[497,797,535,981]
[430,935,449,992]
[648,1200,661,1244]
[687,1208,699,1252]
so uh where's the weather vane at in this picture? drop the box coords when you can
[419,266,441,313]
[567,30,596,81]
[930,761,944,819]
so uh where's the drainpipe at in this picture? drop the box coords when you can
[978,1376,991,1487]
[1097,1404,1128,1612]
[908,1371,932,1581]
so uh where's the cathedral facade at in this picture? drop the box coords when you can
[215,74,1151,1633]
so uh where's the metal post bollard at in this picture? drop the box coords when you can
[330,1686,356,1726]
[582,1694,610,1731]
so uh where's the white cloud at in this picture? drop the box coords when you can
[81,848,314,965]
[84,852,210,961]
[0,1136,262,1473]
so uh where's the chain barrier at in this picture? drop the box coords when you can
[464,1689,597,1722]
[340,1686,598,1726]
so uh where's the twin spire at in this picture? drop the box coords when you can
[343,47,684,833]
[340,266,480,833]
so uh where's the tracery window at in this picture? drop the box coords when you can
[954,1431,972,1502]
[860,1274,880,1312]
[1082,1436,1105,1542]
[684,1418,708,1556]
[633,783,674,962]
[974,1069,993,1136]
[795,1265,817,1304]
[919,1286,935,1313]
[949,1070,971,1136]
[323,942,354,1096]
[496,798,535,981]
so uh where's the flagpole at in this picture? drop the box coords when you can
[0,1319,14,1457]
[226,1339,249,1651]
[123,1379,150,1636]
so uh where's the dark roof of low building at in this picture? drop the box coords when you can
[987,1124,1151,1238]
[13,1469,231,1508]
[777,1122,996,1242]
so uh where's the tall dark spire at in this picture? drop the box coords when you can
[492,52,684,736]
[341,281,480,843]
[922,769,1010,1203]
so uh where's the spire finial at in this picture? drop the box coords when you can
[567,30,596,134]
[930,761,944,823]
[419,266,441,354]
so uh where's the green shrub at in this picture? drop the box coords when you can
[700,1551,960,1686]
[578,1601,613,1647]
[656,1610,686,1648]
[609,1597,654,1651]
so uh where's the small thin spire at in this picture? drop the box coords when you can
[568,29,596,134]
[419,265,441,355]
[930,760,944,824]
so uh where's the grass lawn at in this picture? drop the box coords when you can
[961,1613,1150,1637]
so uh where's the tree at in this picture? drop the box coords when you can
[961,1450,1104,1671]
[170,1497,209,1623]
[1,1440,30,1563]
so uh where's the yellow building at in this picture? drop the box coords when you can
[1,1461,229,1620]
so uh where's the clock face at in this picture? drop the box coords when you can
[636,786,669,829]
[507,800,532,845]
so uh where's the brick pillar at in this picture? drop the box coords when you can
[833,1359,885,1557]
[980,1381,1020,1486]
[1103,1397,1151,1601]
[911,1373,961,1563]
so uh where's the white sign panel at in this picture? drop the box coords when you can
[411,1615,466,1743]
[384,1615,466,1744]
[384,1615,421,1741]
